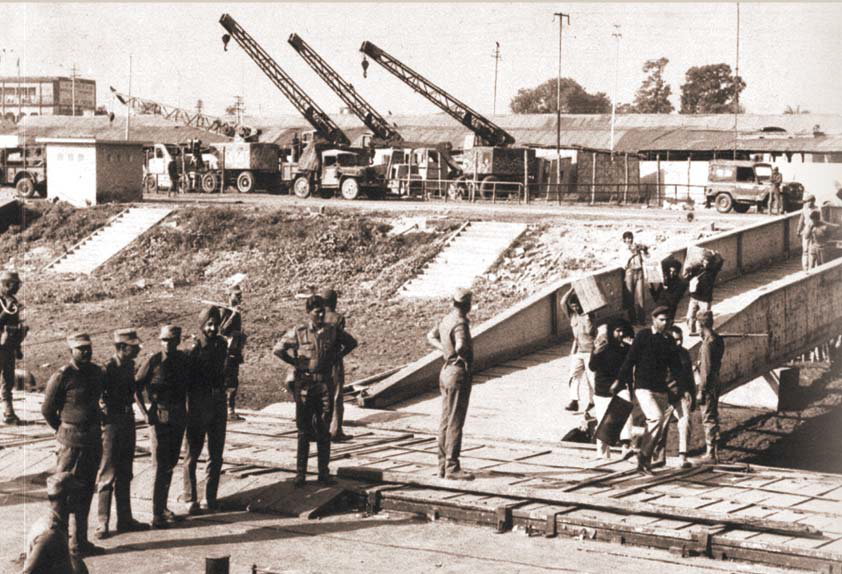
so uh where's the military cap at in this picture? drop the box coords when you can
[803,193,816,203]
[159,325,181,340]
[46,472,83,499]
[651,305,672,318]
[66,333,92,349]
[0,270,21,283]
[696,310,714,326]
[113,329,141,346]
[452,287,473,304]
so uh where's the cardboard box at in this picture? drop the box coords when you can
[644,258,665,284]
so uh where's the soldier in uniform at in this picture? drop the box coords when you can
[94,329,149,540]
[183,306,229,514]
[219,285,246,422]
[134,325,190,528]
[1,269,27,425]
[427,288,475,481]
[41,333,106,557]
[22,472,89,574]
[696,310,726,463]
[318,287,353,442]
[769,167,784,215]
[274,295,357,487]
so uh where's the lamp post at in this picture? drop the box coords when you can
[554,11,570,196]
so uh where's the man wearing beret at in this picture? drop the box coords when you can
[427,288,475,481]
[695,310,725,463]
[615,306,683,474]
[318,287,356,442]
[135,325,190,528]
[274,295,357,486]
[1,269,27,425]
[219,285,246,422]
[22,472,89,574]
[94,329,149,540]
[41,333,106,557]
[183,306,229,514]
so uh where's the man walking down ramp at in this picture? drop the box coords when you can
[427,288,475,481]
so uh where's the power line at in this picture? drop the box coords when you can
[554,12,570,194]
[491,41,501,115]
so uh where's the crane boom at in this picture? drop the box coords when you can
[288,33,402,145]
[219,13,349,146]
[359,41,515,148]
[109,86,259,141]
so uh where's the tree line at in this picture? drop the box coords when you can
[510,59,748,114]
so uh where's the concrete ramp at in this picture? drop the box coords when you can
[359,207,842,409]
[44,206,171,274]
[400,221,526,299]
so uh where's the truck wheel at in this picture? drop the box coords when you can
[15,177,36,198]
[479,176,500,199]
[715,193,734,213]
[733,204,750,213]
[144,174,159,194]
[201,172,219,193]
[293,176,311,199]
[340,177,360,200]
[447,176,468,200]
[236,171,255,193]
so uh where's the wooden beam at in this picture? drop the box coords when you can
[337,466,822,538]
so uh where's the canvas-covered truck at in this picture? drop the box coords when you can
[1,137,47,198]
[704,160,804,214]
[447,144,538,200]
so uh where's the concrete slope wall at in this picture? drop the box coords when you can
[360,206,841,408]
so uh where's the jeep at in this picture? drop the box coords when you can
[704,160,804,214]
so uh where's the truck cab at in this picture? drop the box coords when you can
[705,160,804,213]
[1,144,46,198]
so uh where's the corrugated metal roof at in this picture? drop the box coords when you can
[4,113,842,153]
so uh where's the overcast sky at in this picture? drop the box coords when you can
[3,3,841,120]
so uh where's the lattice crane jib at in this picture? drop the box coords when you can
[219,14,350,147]
[108,87,258,141]
[288,33,402,146]
[359,41,515,148]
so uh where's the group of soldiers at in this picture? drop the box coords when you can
[565,234,728,472]
[10,279,360,572]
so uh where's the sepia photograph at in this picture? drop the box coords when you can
[1,3,841,573]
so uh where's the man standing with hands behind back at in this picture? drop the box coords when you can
[428,288,475,481]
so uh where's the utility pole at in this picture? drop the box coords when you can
[70,63,78,116]
[125,54,132,140]
[733,1,740,160]
[610,25,622,153]
[234,95,244,125]
[554,11,570,195]
[491,41,501,115]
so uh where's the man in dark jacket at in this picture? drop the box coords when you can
[683,249,724,335]
[183,306,229,514]
[1,269,26,425]
[94,329,148,539]
[135,325,191,528]
[41,333,106,557]
[615,306,683,474]
[648,258,687,322]
[589,318,634,460]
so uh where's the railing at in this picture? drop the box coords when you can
[390,176,706,207]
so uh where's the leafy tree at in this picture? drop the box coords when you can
[632,58,674,113]
[784,105,810,114]
[679,63,745,114]
[510,78,611,114]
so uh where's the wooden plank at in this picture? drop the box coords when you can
[337,466,823,537]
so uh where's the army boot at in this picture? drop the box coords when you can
[3,399,19,425]
[295,437,309,487]
[317,440,336,485]
[701,443,719,464]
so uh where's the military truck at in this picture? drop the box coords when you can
[704,160,804,214]
[0,140,47,198]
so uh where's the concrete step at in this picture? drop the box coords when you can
[44,207,172,274]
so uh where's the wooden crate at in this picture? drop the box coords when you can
[644,258,665,284]
[571,275,608,314]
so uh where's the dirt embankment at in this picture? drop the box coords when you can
[5,202,715,408]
